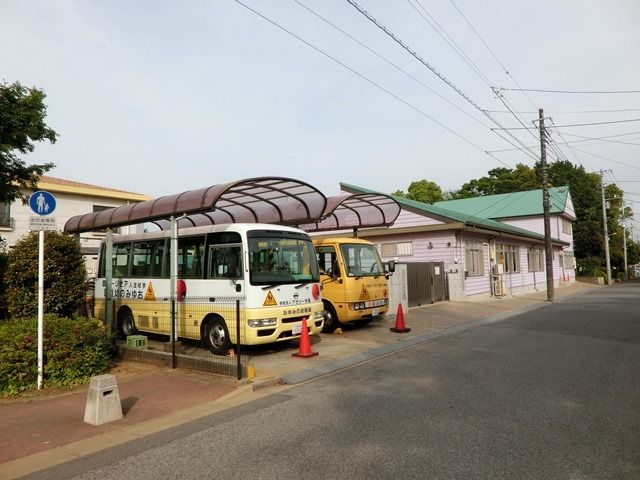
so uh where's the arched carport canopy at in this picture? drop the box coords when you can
[64,177,327,234]
[299,193,400,233]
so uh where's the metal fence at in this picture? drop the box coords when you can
[115,296,248,379]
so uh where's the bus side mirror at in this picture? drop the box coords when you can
[235,283,242,293]
[387,260,396,274]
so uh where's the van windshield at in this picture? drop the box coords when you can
[248,231,319,285]
[340,243,384,277]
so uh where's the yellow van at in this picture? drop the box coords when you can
[314,237,395,332]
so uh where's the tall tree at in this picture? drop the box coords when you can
[0,81,57,204]
[392,179,443,203]
[451,163,539,199]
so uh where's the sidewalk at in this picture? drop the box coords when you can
[0,281,599,479]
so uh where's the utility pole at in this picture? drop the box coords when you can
[599,170,612,285]
[539,109,554,301]
[622,200,628,280]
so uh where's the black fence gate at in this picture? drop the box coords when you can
[406,262,446,307]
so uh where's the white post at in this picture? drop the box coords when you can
[37,230,44,390]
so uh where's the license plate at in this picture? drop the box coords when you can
[292,323,302,335]
[372,308,380,316]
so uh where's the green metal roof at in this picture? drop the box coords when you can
[340,182,554,242]
[434,186,570,219]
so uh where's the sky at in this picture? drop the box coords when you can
[2,0,640,233]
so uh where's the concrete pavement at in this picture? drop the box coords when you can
[0,281,599,479]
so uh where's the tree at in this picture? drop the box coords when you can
[5,231,86,318]
[451,163,539,199]
[0,81,57,205]
[392,179,443,203]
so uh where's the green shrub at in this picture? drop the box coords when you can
[6,231,86,318]
[0,315,113,396]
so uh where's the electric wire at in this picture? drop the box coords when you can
[448,0,538,111]
[233,0,511,167]
[500,88,640,95]
[572,147,640,171]
[345,0,540,163]
[494,118,640,130]
[409,0,493,88]
[292,0,493,130]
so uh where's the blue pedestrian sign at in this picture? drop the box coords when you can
[29,191,57,216]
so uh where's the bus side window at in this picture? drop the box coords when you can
[112,243,131,278]
[208,245,242,279]
[175,236,205,279]
[316,246,337,277]
[131,240,164,277]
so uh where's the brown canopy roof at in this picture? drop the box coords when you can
[64,177,327,234]
[299,193,400,233]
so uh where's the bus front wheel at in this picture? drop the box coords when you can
[203,316,231,355]
[322,302,341,333]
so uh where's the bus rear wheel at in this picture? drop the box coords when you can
[118,309,137,338]
[203,316,231,355]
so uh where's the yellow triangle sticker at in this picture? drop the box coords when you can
[359,283,371,300]
[144,282,157,301]
[263,290,278,306]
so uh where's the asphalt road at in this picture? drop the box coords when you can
[29,282,640,480]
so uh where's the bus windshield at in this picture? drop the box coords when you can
[340,243,384,277]
[248,231,319,285]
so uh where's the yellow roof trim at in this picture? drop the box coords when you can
[36,177,152,202]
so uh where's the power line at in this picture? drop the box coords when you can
[292,0,492,130]
[499,88,640,94]
[409,0,493,88]
[487,131,640,154]
[494,118,640,130]
[448,0,537,110]
[572,147,640,171]
[345,0,540,163]
[488,108,640,114]
[233,0,510,166]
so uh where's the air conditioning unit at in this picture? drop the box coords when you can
[493,278,507,297]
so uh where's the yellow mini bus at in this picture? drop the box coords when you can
[94,223,325,354]
[313,237,394,332]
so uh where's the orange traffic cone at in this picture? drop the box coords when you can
[390,303,411,333]
[292,317,318,358]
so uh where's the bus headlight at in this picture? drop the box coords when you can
[349,302,366,311]
[248,318,277,328]
[313,311,325,321]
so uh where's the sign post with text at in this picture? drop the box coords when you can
[28,191,57,389]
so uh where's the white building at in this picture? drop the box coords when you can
[0,176,151,275]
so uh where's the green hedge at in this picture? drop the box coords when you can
[0,315,113,396]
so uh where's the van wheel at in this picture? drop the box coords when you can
[118,309,137,338]
[322,303,341,333]
[203,316,231,355]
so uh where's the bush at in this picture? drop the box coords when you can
[6,231,86,318]
[0,315,113,396]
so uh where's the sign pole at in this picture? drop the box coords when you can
[28,190,57,391]
[37,230,44,389]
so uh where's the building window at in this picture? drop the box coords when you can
[528,247,544,272]
[464,240,484,277]
[496,243,520,273]
[380,241,413,257]
[563,251,575,269]
[0,203,10,228]
[562,218,572,235]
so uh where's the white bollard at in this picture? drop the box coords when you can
[83,374,123,426]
